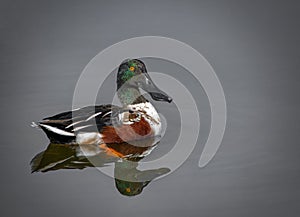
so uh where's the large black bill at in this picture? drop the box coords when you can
[140,76,172,103]
[149,91,172,103]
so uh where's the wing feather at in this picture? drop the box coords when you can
[38,105,124,140]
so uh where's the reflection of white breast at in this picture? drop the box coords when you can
[127,102,162,136]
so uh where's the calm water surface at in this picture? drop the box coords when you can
[1,63,298,217]
[1,1,299,216]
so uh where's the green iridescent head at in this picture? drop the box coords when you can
[117,59,172,105]
[117,59,146,86]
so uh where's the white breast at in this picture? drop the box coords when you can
[127,102,162,136]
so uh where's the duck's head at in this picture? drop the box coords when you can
[117,59,172,105]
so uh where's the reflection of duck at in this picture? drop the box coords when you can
[114,161,169,196]
[32,59,172,145]
[31,142,170,196]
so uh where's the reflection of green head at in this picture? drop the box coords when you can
[115,179,150,196]
[114,160,171,197]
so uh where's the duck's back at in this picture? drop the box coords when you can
[36,105,121,144]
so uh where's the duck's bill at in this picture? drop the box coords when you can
[149,91,172,103]
[140,76,172,103]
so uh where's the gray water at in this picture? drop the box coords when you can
[1,1,300,217]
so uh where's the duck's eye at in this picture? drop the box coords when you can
[129,66,135,71]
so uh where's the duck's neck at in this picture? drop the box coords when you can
[117,86,148,106]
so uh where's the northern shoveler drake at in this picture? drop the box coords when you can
[33,59,172,147]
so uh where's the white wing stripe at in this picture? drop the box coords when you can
[101,111,112,118]
[72,125,93,132]
[66,120,85,129]
[66,111,103,129]
[86,111,102,121]
[39,124,75,136]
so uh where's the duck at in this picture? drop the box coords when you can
[33,59,172,148]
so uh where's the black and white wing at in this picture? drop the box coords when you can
[34,105,123,143]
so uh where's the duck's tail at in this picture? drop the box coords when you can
[31,121,76,144]
[31,122,40,128]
